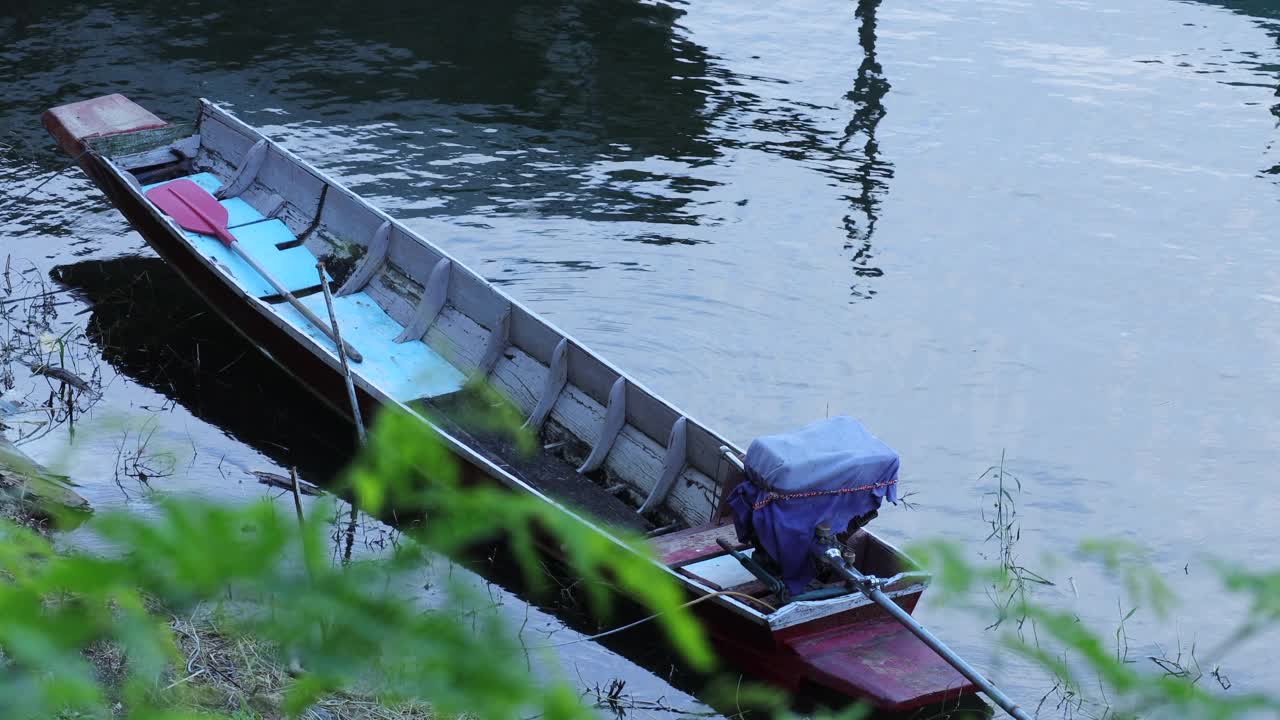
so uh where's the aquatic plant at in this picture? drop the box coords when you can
[909,458,1280,720]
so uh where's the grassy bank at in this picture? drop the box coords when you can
[0,484,430,720]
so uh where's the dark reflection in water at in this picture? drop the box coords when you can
[1180,1,1280,176]
[51,257,357,480]
[688,0,894,300]
[50,253,691,672]
[1186,0,1280,20]
[0,0,720,225]
[1,0,899,299]
[840,0,890,299]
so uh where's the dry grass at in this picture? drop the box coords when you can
[0,494,427,720]
[159,609,435,720]
[76,605,436,719]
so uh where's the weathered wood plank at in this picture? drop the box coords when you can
[89,123,196,159]
[684,420,727,480]
[235,182,302,231]
[423,305,488,370]
[317,182,385,253]
[396,258,450,343]
[337,220,391,296]
[215,138,267,199]
[196,111,254,174]
[385,225,445,286]
[578,377,626,474]
[113,134,201,170]
[650,523,742,566]
[448,262,509,330]
[669,466,718,528]
[489,346,546,417]
[363,267,420,327]
[254,146,324,221]
[566,343,620,408]
[509,305,563,366]
[259,192,286,218]
[193,140,235,190]
[473,302,511,379]
[640,416,687,514]
[625,382,681,448]
[524,338,568,430]
[545,385,632,465]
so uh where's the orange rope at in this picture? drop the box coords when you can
[751,479,896,510]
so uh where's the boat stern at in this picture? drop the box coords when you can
[42,94,168,162]
[783,615,979,711]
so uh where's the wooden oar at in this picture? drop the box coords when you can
[317,261,366,445]
[146,179,362,363]
[818,548,1031,720]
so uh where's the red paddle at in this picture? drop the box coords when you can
[146,179,238,247]
[146,179,363,363]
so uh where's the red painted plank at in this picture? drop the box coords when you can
[784,615,977,710]
[42,94,167,157]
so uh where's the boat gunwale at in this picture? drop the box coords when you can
[193,101,733,522]
[93,138,791,627]
[89,99,928,629]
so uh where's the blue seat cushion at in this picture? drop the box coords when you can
[274,292,466,401]
[180,219,329,298]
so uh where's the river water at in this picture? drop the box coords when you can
[2,0,1279,713]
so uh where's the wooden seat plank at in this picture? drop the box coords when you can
[648,522,744,567]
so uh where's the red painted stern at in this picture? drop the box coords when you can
[784,615,978,710]
[42,94,168,161]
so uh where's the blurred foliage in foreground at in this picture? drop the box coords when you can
[0,409,712,719]
[1,405,1277,719]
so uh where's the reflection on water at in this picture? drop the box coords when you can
[4,0,1280,705]
[1178,2,1280,179]
[52,257,356,481]
[841,0,891,298]
[1207,2,1280,178]
[1,0,720,221]
[1,0,897,300]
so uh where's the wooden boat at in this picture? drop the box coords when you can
[43,95,979,711]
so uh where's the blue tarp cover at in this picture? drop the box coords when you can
[728,416,899,594]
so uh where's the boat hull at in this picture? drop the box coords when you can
[44,95,979,712]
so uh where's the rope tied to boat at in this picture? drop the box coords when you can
[526,590,777,650]
[751,478,897,511]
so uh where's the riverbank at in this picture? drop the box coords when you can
[0,496,434,720]
[140,611,434,720]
